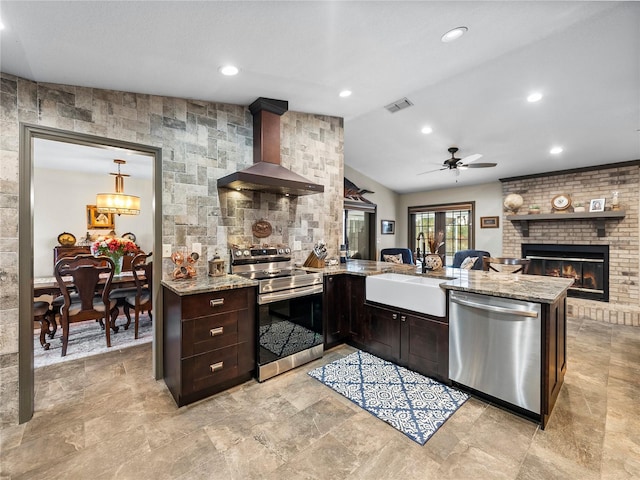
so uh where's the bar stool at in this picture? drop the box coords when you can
[482,257,530,274]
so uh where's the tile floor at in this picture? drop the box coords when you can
[1,316,639,479]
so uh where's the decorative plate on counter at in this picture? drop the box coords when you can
[252,220,272,238]
[122,232,136,242]
[57,232,76,246]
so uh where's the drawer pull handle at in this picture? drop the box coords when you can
[209,327,224,337]
[209,362,224,373]
[392,313,398,320]
[401,315,406,322]
[210,298,224,307]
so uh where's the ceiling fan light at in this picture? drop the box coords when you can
[441,26,468,43]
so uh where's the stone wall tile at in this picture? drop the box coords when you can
[3,77,343,424]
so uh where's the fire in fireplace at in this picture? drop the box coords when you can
[522,244,609,302]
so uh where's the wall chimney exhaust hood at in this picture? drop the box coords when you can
[217,97,325,196]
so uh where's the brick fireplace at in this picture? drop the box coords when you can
[501,162,639,326]
[522,244,609,302]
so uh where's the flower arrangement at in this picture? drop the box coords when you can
[428,231,444,254]
[91,237,137,274]
[91,237,138,257]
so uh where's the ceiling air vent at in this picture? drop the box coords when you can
[384,97,414,113]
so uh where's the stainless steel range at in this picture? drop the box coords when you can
[230,245,324,382]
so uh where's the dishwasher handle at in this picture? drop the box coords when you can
[450,294,539,318]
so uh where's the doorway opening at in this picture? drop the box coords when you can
[343,197,376,261]
[19,124,163,423]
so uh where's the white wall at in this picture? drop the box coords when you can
[33,168,153,277]
[344,165,400,258]
[397,182,504,257]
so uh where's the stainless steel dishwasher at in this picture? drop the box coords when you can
[449,291,542,414]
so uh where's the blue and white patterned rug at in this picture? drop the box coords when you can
[308,350,469,445]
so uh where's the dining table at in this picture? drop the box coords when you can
[33,271,142,339]
[33,271,138,297]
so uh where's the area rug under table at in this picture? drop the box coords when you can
[308,350,469,445]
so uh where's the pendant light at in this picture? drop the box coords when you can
[96,159,140,215]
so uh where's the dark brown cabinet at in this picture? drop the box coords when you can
[163,286,256,407]
[324,274,368,349]
[347,275,367,348]
[324,274,349,348]
[365,303,449,383]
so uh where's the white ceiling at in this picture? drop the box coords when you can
[2,1,639,193]
[33,138,153,179]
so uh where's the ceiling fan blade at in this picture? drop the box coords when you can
[460,153,483,164]
[417,166,447,175]
[463,162,497,168]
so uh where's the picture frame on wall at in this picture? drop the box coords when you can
[480,216,500,228]
[381,220,395,235]
[86,205,115,229]
[589,199,605,212]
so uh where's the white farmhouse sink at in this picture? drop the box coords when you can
[366,273,448,317]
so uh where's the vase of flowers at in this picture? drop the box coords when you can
[425,231,444,270]
[91,237,137,275]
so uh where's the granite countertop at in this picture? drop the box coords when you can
[305,259,417,276]
[161,274,258,296]
[437,268,573,304]
[308,259,572,304]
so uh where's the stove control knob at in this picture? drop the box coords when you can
[234,250,242,257]
[243,250,250,256]
[278,248,284,254]
[284,248,291,254]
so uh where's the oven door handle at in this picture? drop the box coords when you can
[258,284,323,305]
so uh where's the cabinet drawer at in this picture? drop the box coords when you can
[181,311,240,358]
[181,288,248,320]
[181,345,240,395]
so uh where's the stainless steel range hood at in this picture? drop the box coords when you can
[217,97,325,196]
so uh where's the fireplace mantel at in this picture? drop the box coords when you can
[507,210,626,237]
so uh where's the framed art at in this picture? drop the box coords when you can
[589,199,605,212]
[480,216,500,228]
[381,220,395,235]
[86,205,115,229]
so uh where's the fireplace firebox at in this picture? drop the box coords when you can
[522,244,609,302]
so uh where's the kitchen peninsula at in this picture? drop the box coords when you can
[313,259,573,428]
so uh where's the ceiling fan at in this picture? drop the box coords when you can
[418,147,497,175]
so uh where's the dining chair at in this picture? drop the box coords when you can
[33,300,53,350]
[380,248,414,265]
[482,257,531,274]
[54,254,120,356]
[124,252,152,339]
[452,249,491,270]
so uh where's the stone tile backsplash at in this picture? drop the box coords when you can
[0,72,343,425]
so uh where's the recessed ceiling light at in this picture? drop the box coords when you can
[550,146,563,155]
[527,92,543,103]
[339,90,352,98]
[421,126,433,135]
[441,26,468,43]
[219,65,239,76]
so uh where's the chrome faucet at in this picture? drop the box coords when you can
[416,232,427,273]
